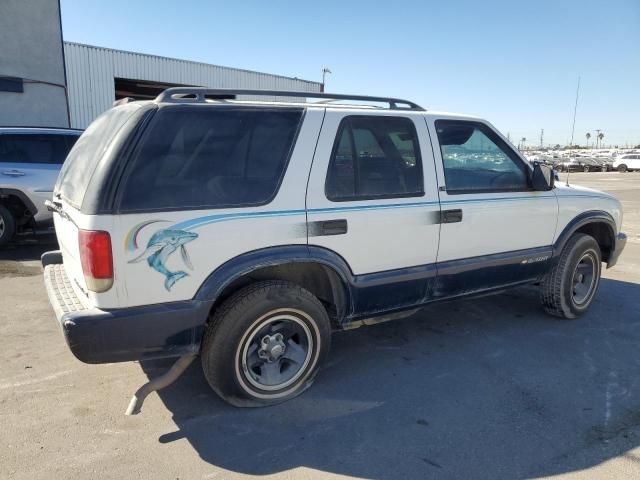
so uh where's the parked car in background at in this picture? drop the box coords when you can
[613,154,640,172]
[555,157,605,172]
[593,157,615,171]
[0,127,82,246]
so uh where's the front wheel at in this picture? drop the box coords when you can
[201,281,331,407]
[618,164,628,172]
[540,233,601,319]
[0,205,16,247]
[583,166,590,172]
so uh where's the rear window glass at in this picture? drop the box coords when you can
[0,134,78,164]
[118,107,303,212]
[56,104,140,208]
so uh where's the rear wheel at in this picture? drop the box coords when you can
[0,205,16,247]
[201,281,331,407]
[540,233,601,319]
[618,164,628,172]
[583,166,590,172]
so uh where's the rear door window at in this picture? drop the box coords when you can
[325,116,424,201]
[0,134,77,164]
[118,106,303,212]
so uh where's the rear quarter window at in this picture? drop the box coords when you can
[118,106,303,212]
[56,104,141,208]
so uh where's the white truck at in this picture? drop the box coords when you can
[42,89,626,413]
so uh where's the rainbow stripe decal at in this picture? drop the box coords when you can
[124,220,168,252]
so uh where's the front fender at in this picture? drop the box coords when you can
[553,210,616,258]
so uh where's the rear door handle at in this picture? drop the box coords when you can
[440,209,463,224]
[311,219,348,236]
[2,170,25,177]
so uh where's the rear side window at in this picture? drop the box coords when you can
[0,134,77,164]
[325,116,423,201]
[118,107,303,212]
[56,104,140,208]
[435,120,529,194]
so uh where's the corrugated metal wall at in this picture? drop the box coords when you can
[64,42,321,129]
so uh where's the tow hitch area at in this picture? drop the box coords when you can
[125,354,197,415]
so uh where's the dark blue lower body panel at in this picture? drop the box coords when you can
[43,245,557,364]
[61,301,212,364]
[43,257,212,364]
[345,246,553,322]
[432,246,553,299]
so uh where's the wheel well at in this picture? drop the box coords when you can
[575,222,614,262]
[0,193,33,227]
[211,262,349,327]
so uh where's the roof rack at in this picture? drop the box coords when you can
[154,87,425,111]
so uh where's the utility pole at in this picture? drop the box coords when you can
[540,129,544,148]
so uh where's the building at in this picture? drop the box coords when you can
[63,42,321,129]
[0,0,70,128]
[0,0,321,130]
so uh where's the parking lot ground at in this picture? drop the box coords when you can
[1,172,640,480]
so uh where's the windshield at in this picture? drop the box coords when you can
[55,104,140,208]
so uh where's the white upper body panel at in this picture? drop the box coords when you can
[51,100,624,310]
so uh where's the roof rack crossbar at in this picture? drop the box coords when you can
[154,88,425,111]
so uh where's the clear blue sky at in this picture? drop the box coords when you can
[60,0,639,147]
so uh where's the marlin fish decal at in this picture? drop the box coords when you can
[128,229,199,291]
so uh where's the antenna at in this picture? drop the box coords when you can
[567,76,580,186]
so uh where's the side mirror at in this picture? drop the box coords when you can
[531,163,555,191]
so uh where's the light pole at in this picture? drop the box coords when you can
[321,67,332,92]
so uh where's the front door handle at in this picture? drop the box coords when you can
[2,170,25,177]
[440,209,463,224]
[311,219,348,236]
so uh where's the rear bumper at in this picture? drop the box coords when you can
[607,232,627,268]
[42,251,211,364]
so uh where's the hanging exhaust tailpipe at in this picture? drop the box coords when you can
[125,354,197,415]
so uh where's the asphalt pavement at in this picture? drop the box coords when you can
[1,172,639,480]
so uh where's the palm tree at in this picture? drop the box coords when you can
[598,132,604,149]
[520,137,526,150]
[586,132,591,148]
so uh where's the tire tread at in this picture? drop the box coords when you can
[540,233,598,319]
[201,280,328,407]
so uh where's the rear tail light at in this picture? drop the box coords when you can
[79,230,113,292]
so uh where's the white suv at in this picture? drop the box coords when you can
[42,89,626,412]
[613,154,640,172]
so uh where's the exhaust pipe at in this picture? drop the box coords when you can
[125,354,196,415]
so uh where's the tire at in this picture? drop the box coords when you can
[540,233,602,319]
[0,205,16,247]
[583,166,589,172]
[618,164,628,172]
[201,280,331,407]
